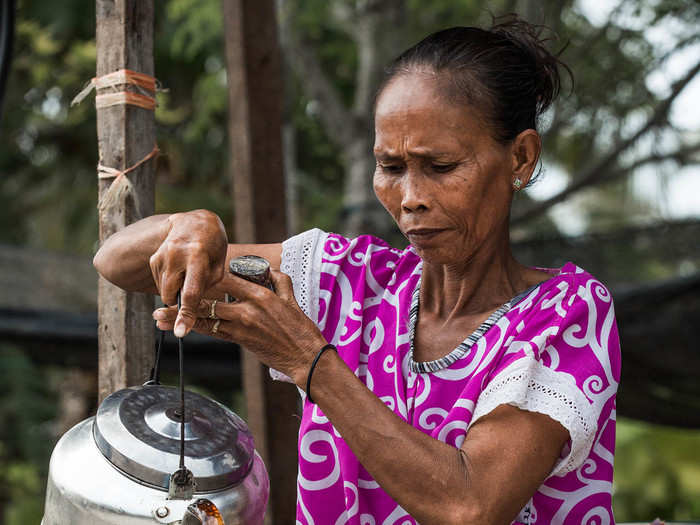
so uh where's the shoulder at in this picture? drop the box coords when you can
[512,263,617,333]
[473,262,621,475]
[506,261,621,381]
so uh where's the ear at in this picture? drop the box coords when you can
[510,129,541,189]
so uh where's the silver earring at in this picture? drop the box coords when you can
[513,179,522,190]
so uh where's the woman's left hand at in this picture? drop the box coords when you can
[152,270,326,387]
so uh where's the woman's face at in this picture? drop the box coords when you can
[373,73,516,265]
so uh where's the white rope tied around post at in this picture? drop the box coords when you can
[71,69,159,110]
[70,69,162,219]
[97,144,160,217]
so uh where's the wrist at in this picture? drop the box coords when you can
[289,337,334,390]
[303,344,338,404]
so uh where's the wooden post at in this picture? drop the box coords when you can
[223,1,299,522]
[95,0,156,402]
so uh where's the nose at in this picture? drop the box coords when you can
[401,171,430,213]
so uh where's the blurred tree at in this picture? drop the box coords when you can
[279,0,700,240]
[2,0,698,252]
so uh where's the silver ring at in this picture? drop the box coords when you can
[211,319,221,334]
[208,299,218,319]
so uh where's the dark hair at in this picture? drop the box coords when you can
[378,15,571,144]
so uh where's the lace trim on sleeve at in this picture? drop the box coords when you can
[280,228,327,320]
[271,229,328,384]
[468,357,597,477]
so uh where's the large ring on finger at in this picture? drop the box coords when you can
[208,299,218,320]
[211,319,221,334]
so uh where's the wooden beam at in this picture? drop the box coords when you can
[223,1,299,522]
[95,0,156,402]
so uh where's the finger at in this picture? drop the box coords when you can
[194,298,225,319]
[153,306,177,322]
[175,261,208,337]
[184,317,239,342]
[270,270,295,301]
[155,319,175,331]
[160,270,184,308]
[156,317,224,337]
[155,306,213,332]
[154,300,231,324]
[211,272,270,302]
[207,259,226,290]
[148,253,164,296]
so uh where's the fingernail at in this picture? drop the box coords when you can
[174,321,186,338]
[152,310,165,320]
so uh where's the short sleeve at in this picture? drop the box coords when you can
[269,228,328,383]
[468,275,621,477]
[280,228,329,322]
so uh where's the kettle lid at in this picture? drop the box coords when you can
[93,385,254,492]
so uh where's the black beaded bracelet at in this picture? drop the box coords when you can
[305,344,337,405]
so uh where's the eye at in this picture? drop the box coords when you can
[377,162,404,174]
[431,163,458,174]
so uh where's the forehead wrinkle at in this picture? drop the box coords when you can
[375,125,473,161]
[375,109,473,157]
[375,109,465,149]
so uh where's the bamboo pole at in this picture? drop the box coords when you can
[223,1,299,522]
[95,0,156,402]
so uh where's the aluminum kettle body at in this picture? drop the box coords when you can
[42,416,269,524]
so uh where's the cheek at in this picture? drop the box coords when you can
[440,176,476,223]
[373,173,399,214]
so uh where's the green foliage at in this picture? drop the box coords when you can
[0,345,57,524]
[153,0,232,228]
[1,1,98,253]
[286,76,346,233]
[0,0,233,255]
[614,418,700,521]
[3,461,44,525]
[167,0,223,60]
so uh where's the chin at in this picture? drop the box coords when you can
[410,244,461,265]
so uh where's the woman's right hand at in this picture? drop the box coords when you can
[95,208,281,337]
[148,209,229,337]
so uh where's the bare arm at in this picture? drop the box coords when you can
[93,213,171,295]
[153,271,570,524]
[93,209,281,336]
[309,352,568,524]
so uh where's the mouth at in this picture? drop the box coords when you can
[404,228,447,240]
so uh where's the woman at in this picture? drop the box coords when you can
[94,18,620,525]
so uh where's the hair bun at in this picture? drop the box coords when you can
[380,14,573,144]
[490,15,570,117]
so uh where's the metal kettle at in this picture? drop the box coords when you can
[41,383,269,524]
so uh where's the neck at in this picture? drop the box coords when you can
[420,230,527,321]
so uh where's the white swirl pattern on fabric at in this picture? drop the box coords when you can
[279,230,620,525]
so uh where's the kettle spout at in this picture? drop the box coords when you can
[182,499,225,525]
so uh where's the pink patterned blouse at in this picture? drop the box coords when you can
[278,229,621,525]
